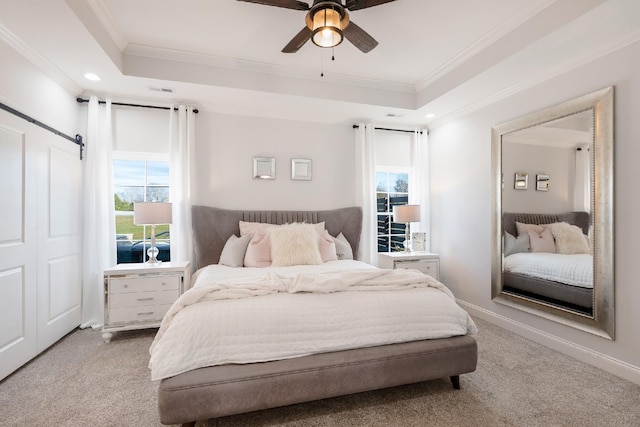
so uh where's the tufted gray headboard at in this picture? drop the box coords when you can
[503,211,591,237]
[191,206,363,270]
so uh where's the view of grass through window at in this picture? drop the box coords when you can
[114,159,171,263]
[376,171,409,252]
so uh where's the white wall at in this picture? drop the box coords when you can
[429,40,640,382]
[193,112,356,211]
[0,40,80,137]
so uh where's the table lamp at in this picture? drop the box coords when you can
[393,204,421,252]
[133,202,172,264]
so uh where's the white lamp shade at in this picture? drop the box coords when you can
[133,202,172,225]
[393,204,421,223]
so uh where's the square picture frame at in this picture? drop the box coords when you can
[253,157,275,180]
[291,158,312,181]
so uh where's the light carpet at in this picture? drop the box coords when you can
[0,317,639,427]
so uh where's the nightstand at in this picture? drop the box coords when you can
[102,261,191,343]
[378,252,440,280]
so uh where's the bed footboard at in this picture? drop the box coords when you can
[158,335,477,425]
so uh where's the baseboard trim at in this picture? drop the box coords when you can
[458,299,640,386]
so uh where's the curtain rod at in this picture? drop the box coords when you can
[352,124,423,134]
[0,102,84,160]
[76,98,199,114]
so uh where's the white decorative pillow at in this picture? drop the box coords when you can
[549,222,590,254]
[504,231,530,257]
[270,223,322,267]
[318,229,338,262]
[239,221,277,237]
[243,233,272,267]
[239,221,325,237]
[219,234,251,267]
[515,221,544,236]
[332,232,353,260]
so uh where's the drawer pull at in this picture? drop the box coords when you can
[137,297,154,302]
[137,312,154,316]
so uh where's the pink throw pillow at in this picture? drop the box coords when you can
[243,233,272,267]
[318,230,338,262]
[527,228,556,253]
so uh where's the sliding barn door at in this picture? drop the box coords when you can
[0,117,38,380]
[0,110,82,380]
[35,126,82,351]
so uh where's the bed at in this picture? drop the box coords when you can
[502,212,593,312]
[153,206,478,426]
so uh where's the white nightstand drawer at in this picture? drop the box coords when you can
[109,275,180,294]
[109,289,179,309]
[108,303,173,324]
[394,260,439,279]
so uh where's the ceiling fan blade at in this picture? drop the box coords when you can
[343,20,378,53]
[345,0,395,11]
[282,27,313,53]
[236,0,309,11]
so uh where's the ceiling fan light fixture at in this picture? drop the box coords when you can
[311,5,343,48]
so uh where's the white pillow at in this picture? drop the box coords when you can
[270,223,322,267]
[239,221,277,237]
[219,235,251,268]
[549,222,590,254]
[239,221,325,237]
[332,232,353,260]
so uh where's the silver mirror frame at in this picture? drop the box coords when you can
[491,86,614,340]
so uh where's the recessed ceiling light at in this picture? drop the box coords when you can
[84,73,100,81]
[424,113,435,119]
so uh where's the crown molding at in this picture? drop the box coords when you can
[428,25,640,130]
[0,24,81,95]
[86,0,128,51]
[124,43,415,96]
[415,0,556,92]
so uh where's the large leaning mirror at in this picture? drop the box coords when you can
[491,86,614,339]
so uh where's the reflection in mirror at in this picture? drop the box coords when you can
[491,87,614,339]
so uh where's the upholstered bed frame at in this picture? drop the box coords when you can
[157,206,478,426]
[502,211,593,311]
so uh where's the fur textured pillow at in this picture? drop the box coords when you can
[549,222,590,254]
[270,223,322,267]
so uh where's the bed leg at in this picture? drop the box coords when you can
[450,375,461,389]
[181,422,195,427]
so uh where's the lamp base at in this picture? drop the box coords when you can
[404,223,411,252]
[146,245,162,264]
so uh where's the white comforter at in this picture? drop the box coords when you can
[149,260,477,381]
[504,252,593,288]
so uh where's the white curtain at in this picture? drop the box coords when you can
[354,123,377,264]
[574,146,591,212]
[81,97,116,328]
[169,105,196,269]
[409,129,431,251]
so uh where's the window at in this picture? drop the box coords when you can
[376,169,410,252]
[113,158,171,263]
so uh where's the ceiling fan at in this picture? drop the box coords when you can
[237,0,396,53]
